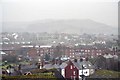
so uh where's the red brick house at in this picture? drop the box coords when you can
[27,45,54,60]
[60,59,95,80]
[65,60,79,80]
[63,46,111,59]
[27,48,38,59]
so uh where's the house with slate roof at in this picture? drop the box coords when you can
[20,64,37,75]
[61,59,95,79]
[43,58,95,79]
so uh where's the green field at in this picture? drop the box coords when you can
[89,69,120,78]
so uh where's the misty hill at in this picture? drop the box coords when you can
[2,22,29,32]
[2,19,117,34]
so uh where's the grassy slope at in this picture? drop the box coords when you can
[89,70,120,78]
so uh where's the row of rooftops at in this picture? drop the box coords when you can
[43,59,94,70]
[1,44,112,52]
[20,45,110,50]
[1,58,94,75]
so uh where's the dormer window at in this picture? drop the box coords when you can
[83,64,87,68]
[88,64,91,67]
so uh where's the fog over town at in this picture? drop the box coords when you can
[0,0,120,80]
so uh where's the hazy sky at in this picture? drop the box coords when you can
[0,0,119,27]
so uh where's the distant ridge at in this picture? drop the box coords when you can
[2,19,117,34]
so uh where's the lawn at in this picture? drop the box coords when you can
[89,69,120,78]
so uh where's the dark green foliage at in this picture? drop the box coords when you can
[2,54,18,63]
[91,55,119,71]
[2,69,57,80]
[44,54,50,61]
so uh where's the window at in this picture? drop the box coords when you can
[88,50,90,52]
[90,69,94,74]
[73,66,75,68]
[74,76,76,80]
[81,49,84,52]
[84,71,88,74]
[73,71,76,75]
[62,69,65,77]
[85,50,87,52]
[70,65,73,69]
[97,53,99,55]
[37,51,39,53]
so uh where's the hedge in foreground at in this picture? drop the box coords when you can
[2,73,57,80]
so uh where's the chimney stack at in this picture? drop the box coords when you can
[74,59,77,62]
